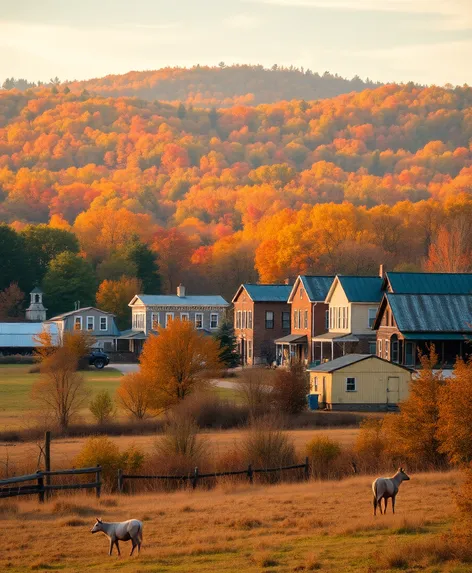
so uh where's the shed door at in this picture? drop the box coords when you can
[387,376,399,405]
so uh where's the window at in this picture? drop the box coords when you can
[236,311,242,329]
[405,342,414,366]
[346,377,356,392]
[86,316,94,331]
[378,338,382,357]
[242,311,247,329]
[325,310,329,330]
[293,310,298,329]
[368,308,377,328]
[265,311,274,329]
[165,312,174,326]
[100,316,108,331]
[195,313,203,329]
[180,313,189,321]
[282,311,290,330]
[133,313,145,330]
[74,316,82,331]
[248,340,252,358]
[300,287,304,299]
[369,341,376,354]
[313,376,318,392]
[385,339,389,360]
[151,313,160,329]
[248,311,253,329]
[35,294,40,303]
[210,313,218,329]
[304,310,308,329]
[336,307,341,329]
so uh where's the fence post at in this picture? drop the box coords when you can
[44,431,51,500]
[247,464,253,484]
[37,471,44,503]
[96,466,101,498]
[117,469,123,494]
[192,467,199,490]
[304,457,310,481]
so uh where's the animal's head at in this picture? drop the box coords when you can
[398,467,410,481]
[91,517,103,534]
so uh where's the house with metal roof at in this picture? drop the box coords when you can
[312,275,383,362]
[373,292,472,367]
[275,275,334,366]
[46,307,121,351]
[128,284,229,354]
[232,283,292,365]
[306,354,412,411]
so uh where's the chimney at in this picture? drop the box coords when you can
[284,278,290,285]
[379,264,385,278]
[177,284,186,297]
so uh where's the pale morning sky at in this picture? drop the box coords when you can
[0,0,471,86]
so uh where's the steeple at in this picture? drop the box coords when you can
[25,286,47,322]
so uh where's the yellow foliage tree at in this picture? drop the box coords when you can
[96,276,142,330]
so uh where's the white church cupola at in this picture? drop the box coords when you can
[25,286,47,322]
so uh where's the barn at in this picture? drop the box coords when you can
[0,323,59,355]
[307,354,412,411]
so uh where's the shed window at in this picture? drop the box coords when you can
[346,377,356,392]
[313,376,318,392]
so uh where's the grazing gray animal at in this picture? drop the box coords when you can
[90,517,143,556]
[372,467,410,516]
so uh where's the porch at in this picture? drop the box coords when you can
[274,334,308,366]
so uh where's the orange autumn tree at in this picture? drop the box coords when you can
[96,276,142,330]
[118,319,223,413]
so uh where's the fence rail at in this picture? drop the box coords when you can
[118,458,309,493]
[0,466,101,502]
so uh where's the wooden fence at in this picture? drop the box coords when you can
[118,458,309,493]
[0,466,102,502]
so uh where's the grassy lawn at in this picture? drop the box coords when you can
[0,471,467,573]
[0,365,123,428]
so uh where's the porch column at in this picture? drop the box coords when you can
[331,340,334,361]
[320,341,323,363]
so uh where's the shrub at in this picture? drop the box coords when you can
[239,417,296,472]
[354,418,387,472]
[171,391,249,429]
[74,436,145,490]
[89,390,116,425]
[305,435,342,479]
[270,362,309,415]
[236,368,273,419]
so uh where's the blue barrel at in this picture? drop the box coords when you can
[307,394,319,410]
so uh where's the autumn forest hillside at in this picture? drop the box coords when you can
[1,80,472,307]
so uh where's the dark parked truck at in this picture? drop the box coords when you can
[86,350,110,369]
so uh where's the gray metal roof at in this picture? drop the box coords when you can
[48,307,116,320]
[387,293,472,332]
[307,353,411,373]
[300,276,335,301]
[386,272,472,294]
[132,295,229,307]
[0,322,59,348]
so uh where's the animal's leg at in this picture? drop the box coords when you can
[130,540,136,556]
[384,497,388,514]
[392,495,396,514]
[373,496,378,516]
[115,540,121,556]
[109,539,114,556]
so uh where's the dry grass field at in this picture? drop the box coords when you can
[0,470,467,573]
[2,427,360,475]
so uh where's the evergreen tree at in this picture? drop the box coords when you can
[42,252,97,316]
[213,321,240,368]
[124,239,161,293]
[0,224,30,292]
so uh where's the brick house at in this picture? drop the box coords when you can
[373,272,472,368]
[313,275,383,362]
[232,284,292,365]
[275,275,334,366]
